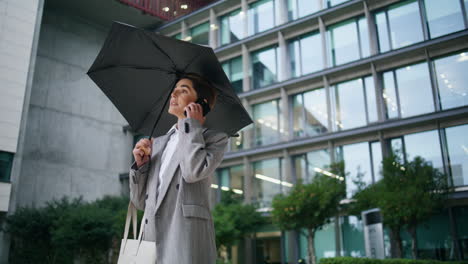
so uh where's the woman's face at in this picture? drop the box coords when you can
[168,78,198,118]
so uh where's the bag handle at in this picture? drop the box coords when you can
[121,201,138,254]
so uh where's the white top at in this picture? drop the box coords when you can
[157,123,179,193]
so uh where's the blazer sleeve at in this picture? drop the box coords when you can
[128,160,150,210]
[177,117,229,183]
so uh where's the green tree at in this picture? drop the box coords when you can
[212,190,265,263]
[271,162,346,264]
[352,154,452,259]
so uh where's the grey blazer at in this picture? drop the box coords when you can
[128,117,229,264]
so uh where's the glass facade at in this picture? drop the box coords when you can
[375,0,424,52]
[287,0,322,20]
[424,0,466,38]
[167,0,468,262]
[445,124,468,187]
[293,148,331,184]
[382,62,434,119]
[331,76,377,131]
[252,99,282,146]
[289,32,323,77]
[220,9,243,45]
[251,45,279,89]
[433,51,468,110]
[335,141,382,198]
[215,165,245,197]
[0,152,13,182]
[292,87,328,137]
[248,0,277,36]
[253,158,284,208]
[190,22,209,45]
[222,56,244,94]
[391,129,444,172]
[327,17,369,66]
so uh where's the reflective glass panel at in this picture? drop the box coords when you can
[403,130,444,172]
[253,158,282,208]
[289,40,301,78]
[333,79,367,130]
[358,17,370,58]
[220,9,243,45]
[433,51,468,110]
[382,71,399,119]
[190,22,209,45]
[387,0,424,49]
[336,142,373,198]
[371,141,383,181]
[395,62,434,117]
[341,216,365,257]
[248,0,276,36]
[424,0,465,38]
[445,124,468,186]
[251,46,278,89]
[364,76,378,123]
[375,12,391,53]
[304,88,328,135]
[288,0,321,20]
[328,19,360,66]
[292,93,305,137]
[253,99,281,146]
[301,32,323,74]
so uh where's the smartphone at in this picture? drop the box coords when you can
[184,98,211,117]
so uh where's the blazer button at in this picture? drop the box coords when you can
[185,122,190,133]
[145,219,148,224]
[145,194,148,200]
[176,183,179,190]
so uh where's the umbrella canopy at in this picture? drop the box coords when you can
[87,21,252,138]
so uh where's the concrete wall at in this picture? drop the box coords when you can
[16,8,134,208]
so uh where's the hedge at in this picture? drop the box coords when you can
[320,257,468,264]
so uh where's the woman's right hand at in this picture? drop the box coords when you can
[133,138,154,168]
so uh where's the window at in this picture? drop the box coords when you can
[445,124,468,187]
[292,87,328,137]
[173,33,182,40]
[293,148,331,184]
[382,62,434,119]
[289,32,323,77]
[287,0,322,20]
[215,165,245,201]
[325,0,351,8]
[424,0,466,39]
[229,125,249,152]
[390,129,444,173]
[375,0,424,52]
[220,9,243,45]
[0,152,14,182]
[331,76,377,131]
[222,56,243,94]
[433,51,468,110]
[248,0,277,36]
[327,17,369,66]
[190,22,209,45]
[251,45,279,89]
[252,99,283,146]
[253,158,287,208]
[335,141,382,198]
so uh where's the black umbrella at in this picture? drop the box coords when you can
[86,21,252,138]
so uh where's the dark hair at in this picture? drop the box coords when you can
[177,73,218,109]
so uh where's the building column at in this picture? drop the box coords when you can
[241,0,249,38]
[242,44,251,92]
[181,20,189,40]
[319,17,329,68]
[371,63,385,123]
[364,1,378,56]
[323,76,333,133]
[278,31,291,82]
[209,8,219,49]
[277,0,289,25]
[280,87,290,141]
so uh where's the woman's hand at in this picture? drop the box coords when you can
[132,138,154,168]
[184,102,206,126]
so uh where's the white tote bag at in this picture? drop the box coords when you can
[117,202,156,264]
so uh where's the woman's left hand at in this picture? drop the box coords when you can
[185,102,206,126]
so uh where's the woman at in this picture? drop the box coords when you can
[128,73,229,263]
